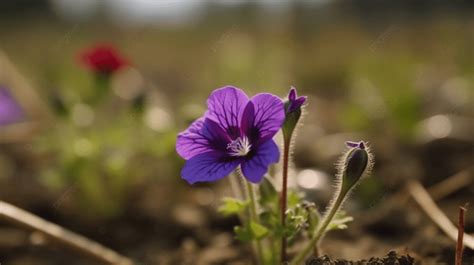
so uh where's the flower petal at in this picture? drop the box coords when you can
[241,140,280,183]
[242,93,284,143]
[0,88,24,126]
[206,86,249,138]
[182,151,241,184]
[287,86,307,113]
[201,118,232,151]
[289,86,297,101]
[176,117,230,160]
[80,44,128,74]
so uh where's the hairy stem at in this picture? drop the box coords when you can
[280,137,291,263]
[246,181,265,265]
[229,172,244,200]
[290,189,348,265]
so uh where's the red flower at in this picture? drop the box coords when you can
[79,44,128,75]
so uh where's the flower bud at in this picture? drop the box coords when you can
[282,87,307,141]
[341,141,372,192]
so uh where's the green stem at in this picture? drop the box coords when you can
[246,181,265,265]
[280,137,291,263]
[290,189,348,265]
[91,73,110,106]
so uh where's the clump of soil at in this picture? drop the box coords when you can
[306,250,416,265]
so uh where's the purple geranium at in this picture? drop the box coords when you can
[346,141,365,149]
[0,87,24,126]
[287,86,307,113]
[176,86,285,184]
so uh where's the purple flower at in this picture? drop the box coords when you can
[287,86,306,113]
[345,141,365,149]
[0,87,24,126]
[176,86,285,184]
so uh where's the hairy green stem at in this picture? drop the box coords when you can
[290,189,348,265]
[245,181,265,265]
[229,172,244,200]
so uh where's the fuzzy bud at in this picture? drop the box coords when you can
[341,141,372,192]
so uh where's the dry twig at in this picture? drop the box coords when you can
[360,169,472,226]
[0,201,134,265]
[455,206,467,265]
[408,180,474,250]
[0,121,40,143]
[428,169,473,201]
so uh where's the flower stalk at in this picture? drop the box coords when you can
[92,73,111,105]
[245,181,265,265]
[290,187,348,265]
[290,141,371,265]
[175,86,377,265]
[176,86,287,264]
[280,87,306,263]
[280,136,291,263]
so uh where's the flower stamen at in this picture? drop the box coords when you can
[227,136,251,157]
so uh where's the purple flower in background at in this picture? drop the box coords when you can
[0,87,24,126]
[287,86,307,113]
[176,86,285,184]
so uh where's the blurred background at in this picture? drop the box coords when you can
[0,0,473,264]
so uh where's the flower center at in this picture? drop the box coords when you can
[227,136,252,157]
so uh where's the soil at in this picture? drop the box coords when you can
[306,251,416,265]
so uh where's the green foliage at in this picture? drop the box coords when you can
[250,221,269,239]
[288,190,305,209]
[35,71,178,218]
[327,211,353,232]
[347,55,421,139]
[303,203,321,237]
[225,176,330,251]
[284,203,311,244]
[234,225,253,242]
[234,221,269,242]
[218,197,249,217]
[258,177,278,207]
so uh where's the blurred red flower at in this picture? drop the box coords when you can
[79,44,128,75]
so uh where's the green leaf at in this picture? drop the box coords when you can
[259,176,278,207]
[287,190,305,208]
[259,210,284,238]
[218,197,249,216]
[234,225,253,242]
[283,203,312,245]
[327,211,354,231]
[249,221,269,239]
[234,222,269,242]
[307,208,321,236]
